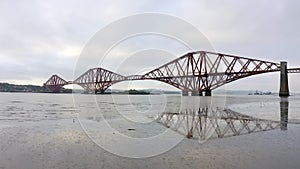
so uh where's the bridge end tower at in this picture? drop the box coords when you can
[279,61,290,97]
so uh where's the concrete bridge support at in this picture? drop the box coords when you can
[279,61,290,97]
[188,90,212,96]
[182,91,189,96]
[94,89,104,94]
[191,91,203,96]
[205,90,212,96]
[280,97,289,130]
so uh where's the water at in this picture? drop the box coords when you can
[227,95,300,121]
[1,92,300,122]
[0,93,300,123]
[1,92,300,159]
[0,93,76,122]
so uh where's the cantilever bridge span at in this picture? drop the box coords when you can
[44,51,299,96]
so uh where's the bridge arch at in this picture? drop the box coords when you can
[44,51,300,96]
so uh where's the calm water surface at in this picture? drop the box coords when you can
[0,92,300,122]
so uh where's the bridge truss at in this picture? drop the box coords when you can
[155,108,281,141]
[73,68,125,94]
[44,51,296,94]
[142,51,280,95]
[44,75,69,92]
[288,68,300,73]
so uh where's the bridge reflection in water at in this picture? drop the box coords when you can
[280,97,289,130]
[154,101,289,142]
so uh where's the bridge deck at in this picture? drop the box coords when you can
[44,51,300,93]
[288,68,300,73]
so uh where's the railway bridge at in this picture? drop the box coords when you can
[44,51,300,96]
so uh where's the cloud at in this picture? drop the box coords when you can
[0,0,299,91]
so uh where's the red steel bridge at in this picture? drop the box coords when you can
[44,51,300,96]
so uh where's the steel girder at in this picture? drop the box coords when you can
[45,51,294,93]
[142,51,281,93]
[44,75,68,92]
[288,68,300,73]
[73,67,125,93]
[155,108,280,141]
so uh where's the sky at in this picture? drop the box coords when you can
[0,0,300,92]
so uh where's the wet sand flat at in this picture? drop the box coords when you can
[1,119,300,169]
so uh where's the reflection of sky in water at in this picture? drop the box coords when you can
[229,95,300,121]
[1,93,300,123]
[0,93,76,121]
[229,101,280,120]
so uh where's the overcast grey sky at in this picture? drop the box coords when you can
[0,0,299,92]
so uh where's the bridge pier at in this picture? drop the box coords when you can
[280,97,289,130]
[45,85,61,93]
[182,91,189,96]
[205,90,212,96]
[95,89,105,94]
[191,91,203,96]
[279,61,290,97]
[189,90,212,96]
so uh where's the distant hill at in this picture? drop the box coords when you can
[0,82,72,93]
